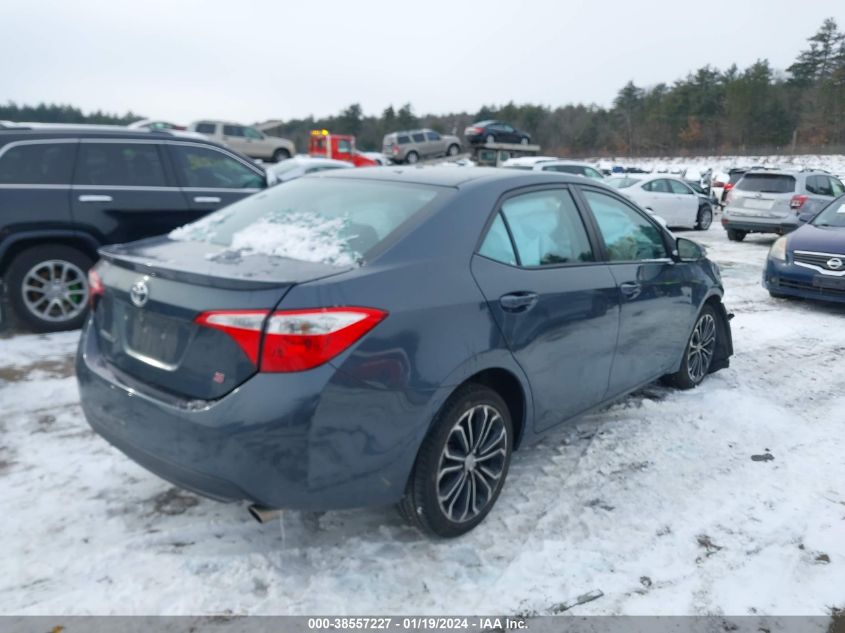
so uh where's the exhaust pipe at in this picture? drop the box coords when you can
[248,504,281,524]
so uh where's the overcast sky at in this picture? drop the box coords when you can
[2,0,841,124]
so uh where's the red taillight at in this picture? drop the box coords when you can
[724,183,734,192]
[88,268,104,307]
[790,195,808,210]
[195,307,387,373]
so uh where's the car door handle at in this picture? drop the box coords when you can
[193,196,221,203]
[78,194,112,203]
[499,292,538,312]
[620,282,642,299]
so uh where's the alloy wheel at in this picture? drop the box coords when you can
[21,259,89,323]
[436,404,508,523]
[688,313,716,382]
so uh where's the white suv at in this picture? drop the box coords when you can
[190,121,295,163]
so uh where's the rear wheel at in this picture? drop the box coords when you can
[726,228,746,242]
[520,136,529,145]
[447,144,460,157]
[405,151,419,164]
[695,205,713,230]
[5,244,93,332]
[662,305,718,390]
[485,134,495,145]
[398,384,513,538]
[272,148,290,162]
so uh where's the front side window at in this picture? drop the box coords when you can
[643,179,671,193]
[0,142,75,184]
[830,177,845,196]
[195,122,216,134]
[425,131,441,141]
[337,139,352,153]
[75,143,167,187]
[222,125,244,137]
[669,179,693,195]
[170,144,264,189]
[584,167,604,180]
[583,190,667,262]
[499,189,594,266]
[244,127,263,140]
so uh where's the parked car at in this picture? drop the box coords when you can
[76,167,733,538]
[523,160,604,180]
[189,121,295,163]
[382,129,461,164]
[0,125,269,331]
[266,156,353,184]
[464,120,531,146]
[685,179,719,208]
[606,174,714,230]
[128,119,186,131]
[764,193,845,302]
[500,156,558,169]
[721,169,844,241]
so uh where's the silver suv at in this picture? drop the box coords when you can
[382,129,461,164]
[722,169,845,241]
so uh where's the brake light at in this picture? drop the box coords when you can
[195,307,387,372]
[790,195,808,210]
[724,183,734,192]
[88,268,104,307]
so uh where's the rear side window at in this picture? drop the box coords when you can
[169,178,446,266]
[169,144,264,189]
[195,123,216,134]
[397,135,411,144]
[478,213,517,265]
[0,142,75,184]
[411,133,426,143]
[736,174,795,193]
[583,190,667,262]
[499,189,594,266]
[75,143,167,187]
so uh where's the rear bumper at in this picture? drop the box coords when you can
[763,258,845,304]
[721,212,798,235]
[76,319,435,510]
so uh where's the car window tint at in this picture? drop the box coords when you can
[195,123,216,134]
[411,133,426,143]
[669,180,692,195]
[584,167,603,180]
[583,190,668,262]
[478,212,517,265]
[338,139,351,153]
[830,177,845,196]
[806,175,821,194]
[501,189,594,266]
[170,144,264,189]
[0,142,75,184]
[75,143,167,187]
[644,179,671,193]
[223,125,244,137]
[244,127,262,140]
[736,174,795,193]
[397,135,411,144]
[425,131,440,141]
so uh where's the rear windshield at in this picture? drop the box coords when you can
[736,173,795,194]
[169,178,446,266]
[811,194,845,228]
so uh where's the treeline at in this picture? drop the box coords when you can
[0,102,140,126]
[4,17,844,157]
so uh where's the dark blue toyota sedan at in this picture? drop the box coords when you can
[76,167,733,537]
[764,193,845,303]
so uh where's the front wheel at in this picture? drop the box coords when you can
[520,136,529,145]
[485,134,495,145]
[398,384,513,537]
[695,205,713,230]
[447,144,460,157]
[662,305,718,390]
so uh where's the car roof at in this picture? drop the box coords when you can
[311,165,599,189]
[501,156,557,166]
[0,126,217,143]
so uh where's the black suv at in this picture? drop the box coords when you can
[0,125,268,331]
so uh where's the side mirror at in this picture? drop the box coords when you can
[675,237,705,261]
[265,170,279,187]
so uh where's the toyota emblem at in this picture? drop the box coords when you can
[827,257,843,270]
[130,278,150,308]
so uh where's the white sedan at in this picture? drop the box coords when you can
[265,156,353,185]
[605,174,714,230]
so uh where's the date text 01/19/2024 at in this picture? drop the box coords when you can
[306,617,529,630]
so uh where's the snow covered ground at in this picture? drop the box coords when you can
[1,223,844,617]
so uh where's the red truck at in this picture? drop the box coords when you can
[308,129,378,167]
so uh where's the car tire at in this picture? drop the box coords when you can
[5,244,93,333]
[405,151,419,165]
[398,383,513,538]
[272,148,291,162]
[695,205,713,230]
[726,228,746,242]
[662,304,718,390]
[485,134,495,145]
[447,144,460,157]
[520,136,529,145]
